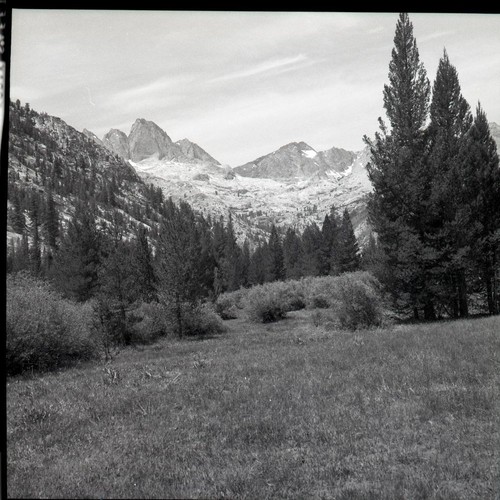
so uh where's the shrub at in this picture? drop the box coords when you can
[6,272,98,375]
[215,290,244,319]
[334,272,385,330]
[127,301,169,344]
[182,302,228,336]
[274,280,307,311]
[245,282,290,323]
[303,276,339,309]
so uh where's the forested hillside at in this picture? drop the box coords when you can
[6,99,364,373]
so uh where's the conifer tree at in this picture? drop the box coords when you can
[364,12,434,319]
[9,191,26,234]
[337,208,361,273]
[43,188,59,249]
[320,206,341,275]
[457,104,500,314]
[240,239,251,288]
[8,234,30,273]
[28,194,42,275]
[30,222,42,275]
[268,224,285,281]
[221,213,242,291]
[427,50,472,317]
[283,227,304,280]
[361,233,387,279]
[301,222,323,277]
[51,204,102,302]
[196,216,218,297]
[212,216,227,289]
[156,199,204,337]
[248,242,271,285]
[132,225,158,303]
[383,13,430,146]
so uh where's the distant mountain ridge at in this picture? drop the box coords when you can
[233,141,357,180]
[11,104,498,250]
[98,119,220,165]
[176,138,220,164]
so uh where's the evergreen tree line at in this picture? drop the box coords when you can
[7,186,362,335]
[8,99,145,223]
[364,13,500,319]
[249,205,361,285]
[7,95,364,337]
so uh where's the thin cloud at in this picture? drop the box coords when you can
[208,54,308,83]
[419,30,456,44]
[109,76,190,103]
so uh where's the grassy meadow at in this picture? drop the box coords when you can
[7,310,500,499]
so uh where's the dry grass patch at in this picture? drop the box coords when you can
[7,313,500,499]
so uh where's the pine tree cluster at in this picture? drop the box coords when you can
[364,13,500,319]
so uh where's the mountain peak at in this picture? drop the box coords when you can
[283,141,314,150]
[234,141,356,180]
[101,120,220,165]
[82,128,104,146]
[175,138,220,165]
[130,117,163,130]
[127,119,175,162]
[102,128,129,159]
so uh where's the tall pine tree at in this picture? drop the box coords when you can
[457,104,500,314]
[320,206,341,275]
[301,223,323,277]
[364,12,434,319]
[51,204,102,302]
[156,199,205,337]
[427,50,472,317]
[337,208,361,273]
[268,224,285,281]
[283,227,304,280]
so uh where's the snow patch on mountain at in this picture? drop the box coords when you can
[129,147,373,246]
[301,149,317,159]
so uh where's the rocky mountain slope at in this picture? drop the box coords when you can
[105,118,374,246]
[93,118,373,245]
[233,141,356,180]
[7,101,165,250]
[176,138,220,165]
[101,119,218,165]
[11,103,497,251]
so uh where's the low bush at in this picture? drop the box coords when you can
[127,301,169,344]
[245,282,290,323]
[215,290,244,319]
[182,302,228,336]
[302,276,339,309]
[274,280,307,311]
[334,271,385,330]
[6,272,98,375]
[241,271,387,329]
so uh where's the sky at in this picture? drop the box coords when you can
[9,10,500,166]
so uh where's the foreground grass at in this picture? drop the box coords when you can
[7,311,500,499]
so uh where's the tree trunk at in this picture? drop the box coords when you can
[450,273,459,319]
[457,270,469,318]
[175,294,183,338]
[413,307,420,321]
[485,270,495,315]
[423,299,436,321]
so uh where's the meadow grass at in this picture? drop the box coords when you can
[7,311,500,499]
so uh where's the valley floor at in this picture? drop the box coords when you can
[7,311,500,499]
